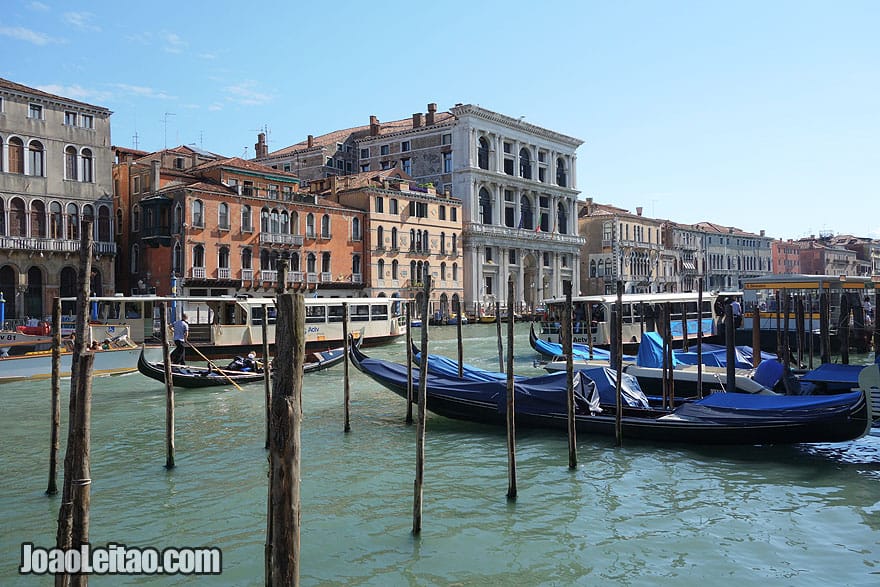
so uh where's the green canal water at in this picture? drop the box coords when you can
[2,324,879,586]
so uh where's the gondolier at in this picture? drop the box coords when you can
[171,313,189,365]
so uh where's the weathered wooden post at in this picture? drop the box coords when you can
[413,277,431,534]
[666,303,675,408]
[775,290,782,358]
[782,293,791,367]
[725,303,736,392]
[405,301,413,425]
[563,281,577,469]
[262,304,271,450]
[752,306,762,368]
[343,302,351,432]
[495,300,504,372]
[661,303,670,409]
[820,292,831,364]
[267,292,305,586]
[506,275,517,499]
[874,287,880,362]
[808,294,814,370]
[47,297,62,495]
[639,301,645,341]
[796,295,805,367]
[839,294,850,365]
[160,302,175,469]
[586,301,595,359]
[681,301,689,353]
[697,279,704,398]
[55,220,95,587]
[456,298,463,378]
[614,281,623,446]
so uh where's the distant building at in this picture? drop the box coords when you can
[771,239,803,275]
[113,147,365,300]
[695,222,773,290]
[257,103,583,312]
[311,168,463,317]
[662,221,707,292]
[0,77,114,322]
[795,236,862,277]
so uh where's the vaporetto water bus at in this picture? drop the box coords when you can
[72,294,407,359]
[535,291,737,353]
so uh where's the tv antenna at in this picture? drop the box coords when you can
[161,112,176,149]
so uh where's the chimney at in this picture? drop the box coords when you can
[412,113,423,128]
[760,229,765,237]
[636,206,643,216]
[307,134,314,148]
[369,115,380,136]
[151,159,160,192]
[426,103,437,125]
[191,151,198,168]
[255,132,268,159]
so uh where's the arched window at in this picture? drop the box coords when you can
[376,225,384,248]
[241,205,252,231]
[519,148,531,179]
[261,207,271,232]
[520,195,533,230]
[66,203,79,240]
[590,259,597,277]
[260,249,270,270]
[479,188,493,224]
[352,254,361,276]
[306,253,316,274]
[49,202,63,238]
[270,209,280,233]
[557,202,568,234]
[422,230,429,251]
[452,263,458,281]
[409,228,416,251]
[351,217,361,240]
[391,259,398,280]
[218,203,230,229]
[410,261,417,283]
[115,208,123,236]
[218,246,230,269]
[81,148,93,182]
[0,199,5,236]
[597,259,604,277]
[97,206,111,241]
[82,205,94,237]
[30,200,46,238]
[290,211,299,235]
[174,203,183,233]
[441,262,447,281]
[28,141,45,176]
[321,214,330,238]
[173,242,182,274]
[306,213,315,237]
[241,247,252,270]
[451,233,457,253]
[440,231,446,254]
[289,252,300,272]
[8,137,24,173]
[321,251,331,273]
[556,157,567,187]
[193,244,205,268]
[130,244,140,273]
[192,200,204,227]
[65,146,78,180]
[280,211,289,235]
[377,259,385,280]
[10,198,27,236]
[391,227,398,250]
[478,137,490,170]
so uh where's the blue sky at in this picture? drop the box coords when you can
[3,0,878,240]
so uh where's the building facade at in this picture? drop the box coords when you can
[256,103,583,312]
[311,169,464,317]
[696,222,773,290]
[663,221,707,292]
[771,239,803,275]
[0,77,114,323]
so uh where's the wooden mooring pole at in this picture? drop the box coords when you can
[495,301,504,372]
[505,275,517,499]
[456,298,464,378]
[47,297,62,495]
[681,301,689,353]
[266,292,305,586]
[808,294,814,370]
[752,306,762,369]
[160,302,175,469]
[262,304,271,449]
[413,277,431,534]
[343,303,351,433]
[697,279,704,398]
[839,294,850,365]
[586,301,594,359]
[820,293,831,364]
[725,303,736,392]
[405,301,413,425]
[55,220,95,587]
[614,281,623,446]
[563,281,577,469]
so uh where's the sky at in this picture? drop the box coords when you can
[3,0,878,241]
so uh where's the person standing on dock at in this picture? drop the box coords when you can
[731,298,743,329]
[171,313,189,365]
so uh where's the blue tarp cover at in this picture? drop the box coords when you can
[799,363,864,385]
[636,332,683,368]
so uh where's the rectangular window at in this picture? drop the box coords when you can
[360,148,369,159]
[243,181,254,196]
[509,249,517,265]
[345,162,352,172]
[451,208,457,222]
[503,158,514,175]
[380,145,390,156]
[443,152,452,173]
[375,197,384,213]
[268,185,279,199]
[485,247,493,262]
[336,159,344,169]
[336,142,343,152]
[442,133,452,145]
[29,103,43,119]
[503,142,512,154]
[81,114,94,129]
[326,157,333,167]
[401,140,411,152]
[133,176,141,193]
[360,163,370,172]
[504,189,514,202]
[283,164,291,172]
[64,111,77,126]
[538,167,546,182]
[402,158,411,175]
[438,205,446,220]
[380,161,391,170]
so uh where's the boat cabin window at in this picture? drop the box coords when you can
[125,303,141,319]
[371,304,388,320]
[621,303,634,324]
[351,304,370,321]
[328,305,344,322]
[252,306,278,325]
[305,306,326,323]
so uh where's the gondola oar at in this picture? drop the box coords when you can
[187,343,244,391]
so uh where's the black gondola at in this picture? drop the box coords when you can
[349,342,871,445]
[138,342,351,388]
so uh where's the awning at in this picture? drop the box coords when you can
[682,261,695,271]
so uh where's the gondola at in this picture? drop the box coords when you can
[350,343,871,445]
[138,341,351,388]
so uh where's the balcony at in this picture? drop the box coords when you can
[261,270,278,282]
[351,273,362,283]
[0,236,117,256]
[464,223,585,247]
[290,271,304,283]
[321,272,333,283]
[217,267,231,279]
[260,233,304,246]
[241,269,254,281]
[191,267,206,279]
